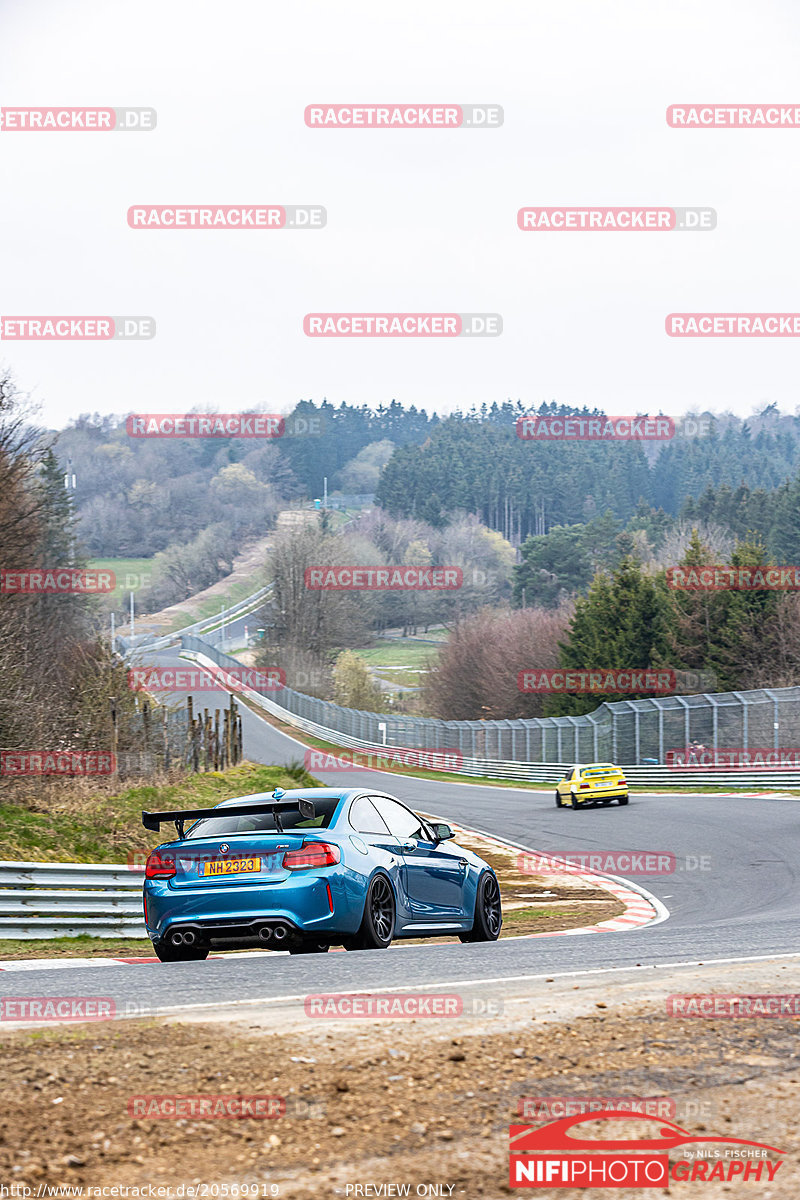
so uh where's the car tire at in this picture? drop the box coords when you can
[618,794,629,806]
[289,941,330,954]
[459,872,502,943]
[344,873,395,950]
[154,940,209,963]
[570,790,581,809]
[555,792,563,807]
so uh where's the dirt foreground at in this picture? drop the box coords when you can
[1,957,799,1199]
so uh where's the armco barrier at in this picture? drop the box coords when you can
[178,639,800,770]
[181,644,800,789]
[0,861,146,939]
[116,584,272,657]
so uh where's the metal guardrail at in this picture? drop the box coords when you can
[183,646,800,790]
[117,584,272,657]
[0,860,147,939]
[179,642,800,770]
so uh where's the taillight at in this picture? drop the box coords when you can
[145,850,176,879]
[282,841,341,870]
[618,779,627,786]
[579,782,591,789]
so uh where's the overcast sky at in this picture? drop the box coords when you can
[1,0,799,430]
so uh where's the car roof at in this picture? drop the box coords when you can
[216,787,380,808]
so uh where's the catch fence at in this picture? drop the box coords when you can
[181,637,800,775]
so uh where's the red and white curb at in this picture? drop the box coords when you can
[0,950,282,971]
[444,821,666,939]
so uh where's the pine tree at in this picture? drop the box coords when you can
[546,557,675,715]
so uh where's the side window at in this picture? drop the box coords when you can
[349,796,391,835]
[370,796,428,842]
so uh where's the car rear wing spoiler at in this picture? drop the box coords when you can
[142,798,316,839]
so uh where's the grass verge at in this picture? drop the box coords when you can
[0,762,314,864]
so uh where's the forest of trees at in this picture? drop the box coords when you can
[377,403,800,538]
[254,509,514,702]
[7,376,800,730]
[425,534,800,721]
[51,399,800,567]
[0,374,140,757]
[53,400,438,559]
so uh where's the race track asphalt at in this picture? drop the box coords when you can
[4,647,797,1015]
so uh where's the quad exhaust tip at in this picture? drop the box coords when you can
[260,924,289,942]
[171,929,196,946]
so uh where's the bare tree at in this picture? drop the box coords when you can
[423,604,572,720]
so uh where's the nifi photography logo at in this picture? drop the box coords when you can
[508,1111,784,1188]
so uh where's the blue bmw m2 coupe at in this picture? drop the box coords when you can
[142,787,502,961]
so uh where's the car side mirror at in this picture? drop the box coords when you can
[430,822,454,842]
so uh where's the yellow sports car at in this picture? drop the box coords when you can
[555,763,629,809]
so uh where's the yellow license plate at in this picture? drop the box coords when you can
[200,857,261,877]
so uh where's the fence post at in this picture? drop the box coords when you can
[109,697,118,771]
[162,706,170,772]
[191,719,200,773]
[634,708,640,765]
[214,710,221,770]
[186,696,194,767]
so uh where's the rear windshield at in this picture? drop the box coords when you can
[185,798,341,838]
[582,765,617,776]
